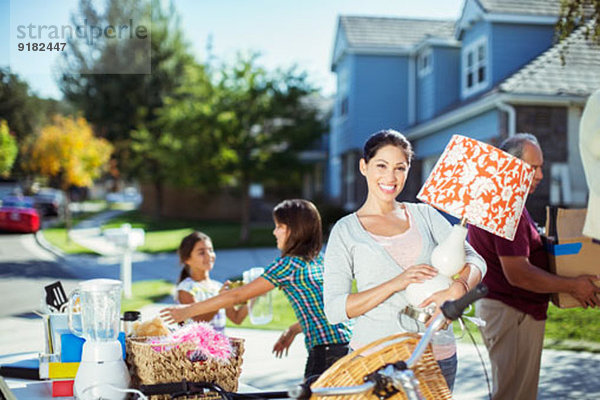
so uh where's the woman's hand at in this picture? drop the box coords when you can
[393,264,438,291]
[419,280,468,328]
[272,322,302,358]
[160,305,192,325]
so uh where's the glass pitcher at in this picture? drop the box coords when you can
[68,279,122,341]
[243,267,273,325]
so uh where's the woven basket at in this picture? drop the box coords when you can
[126,336,244,399]
[310,333,452,400]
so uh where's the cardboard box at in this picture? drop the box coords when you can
[544,207,600,308]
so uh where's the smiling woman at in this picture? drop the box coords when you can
[323,129,486,392]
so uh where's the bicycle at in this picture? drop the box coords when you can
[136,284,489,400]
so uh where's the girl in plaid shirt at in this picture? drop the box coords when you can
[161,199,352,379]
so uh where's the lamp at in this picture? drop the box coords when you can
[404,134,535,308]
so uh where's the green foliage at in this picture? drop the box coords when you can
[0,120,17,177]
[0,68,43,143]
[556,0,600,44]
[59,0,195,184]
[164,54,326,241]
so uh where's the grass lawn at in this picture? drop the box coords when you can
[105,211,276,252]
[225,288,296,331]
[121,280,175,312]
[46,210,277,254]
[42,228,97,255]
[124,280,295,332]
[456,303,600,352]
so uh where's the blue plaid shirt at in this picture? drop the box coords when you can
[261,255,352,351]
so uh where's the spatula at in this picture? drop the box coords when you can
[44,281,68,313]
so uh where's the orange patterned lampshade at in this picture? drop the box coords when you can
[417,135,535,241]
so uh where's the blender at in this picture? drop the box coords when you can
[68,279,130,400]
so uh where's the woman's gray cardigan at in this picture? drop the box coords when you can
[323,202,487,348]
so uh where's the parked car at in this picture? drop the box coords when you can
[0,196,41,233]
[33,188,65,217]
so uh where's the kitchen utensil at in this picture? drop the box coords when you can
[44,281,68,313]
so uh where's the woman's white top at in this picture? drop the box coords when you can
[323,202,487,356]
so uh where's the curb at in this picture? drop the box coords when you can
[34,230,66,261]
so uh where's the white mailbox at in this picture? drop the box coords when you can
[103,224,145,298]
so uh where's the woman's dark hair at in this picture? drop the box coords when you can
[177,231,212,283]
[272,199,323,260]
[363,129,414,164]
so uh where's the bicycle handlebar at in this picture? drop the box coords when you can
[441,283,488,321]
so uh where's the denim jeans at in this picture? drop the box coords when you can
[437,353,458,391]
[304,343,350,379]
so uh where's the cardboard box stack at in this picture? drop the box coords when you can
[544,207,600,308]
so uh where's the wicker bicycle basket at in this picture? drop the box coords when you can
[126,336,244,399]
[310,333,452,400]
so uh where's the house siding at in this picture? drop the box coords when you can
[412,109,501,159]
[353,55,409,139]
[433,46,461,116]
[417,46,460,123]
[490,23,555,85]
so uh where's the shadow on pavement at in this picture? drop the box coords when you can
[0,260,77,279]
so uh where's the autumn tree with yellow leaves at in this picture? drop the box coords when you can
[23,115,113,229]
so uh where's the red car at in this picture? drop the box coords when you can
[0,196,41,233]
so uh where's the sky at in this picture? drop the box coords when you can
[0,0,464,99]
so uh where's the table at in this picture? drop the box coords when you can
[0,352,265,399]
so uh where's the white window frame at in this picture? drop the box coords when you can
[343,152,356,210]
[418,48,433,78]
[337,67,350,118]
[462,37,488,97]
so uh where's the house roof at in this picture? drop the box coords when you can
[500,25,600,96]
[476,0,561,16]
[339,16,455,49]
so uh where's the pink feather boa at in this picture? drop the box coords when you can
[150,322,232,361]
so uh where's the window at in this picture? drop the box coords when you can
[343,152,357,209]
[337,67,349,118]
[462,38,488,97]
[340,96,349,116]
[418,49,433,77]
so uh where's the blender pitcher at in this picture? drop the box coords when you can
[243,267,273,325]
[68,279,130,400]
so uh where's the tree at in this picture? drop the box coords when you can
[556,0,600,43]
[59,0,195,206]
[165,54,325,242]
[23,115,113,229]
[0,120,17,177]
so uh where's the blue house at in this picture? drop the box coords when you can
[328,0,600,223]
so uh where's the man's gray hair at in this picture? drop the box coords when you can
[499,133,540,158]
